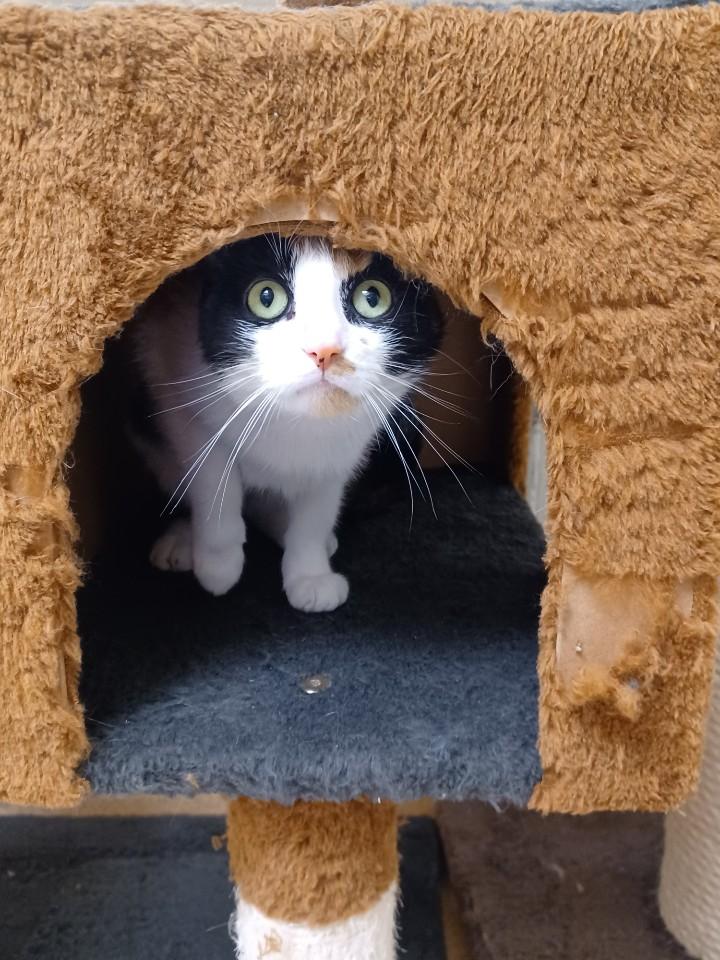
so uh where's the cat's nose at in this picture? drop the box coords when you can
[305,345,342,370]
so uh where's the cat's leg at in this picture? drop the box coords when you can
[148,419,246,595]
[282,479,348,612]
[184,441,246,596]
[140,437,199,576]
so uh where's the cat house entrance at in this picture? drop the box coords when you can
[70,232,545,805]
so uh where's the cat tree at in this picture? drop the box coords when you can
[1,1,719,955]
[660,658,720,960]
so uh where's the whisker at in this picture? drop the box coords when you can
[264,231,283,268]
[213,392,277,520]
[490,366,515,401]
[156,369,245,399]
[213,398,271,516]
[435,349,485,388]
[369,388,436,519]
[413,377,474,399]
[413,382,472,402]
[365,394,426,500]
[188,389,244,424]
[162,386,268,515]
[152,373,258,417]
[387,362,465,381]
[362,394,420,528]
[218,391,280,516]
[372,384,475,504]
[375,370,470,418]
[384,388,476,470]
[153,368,237,388]
[488,340,507,394]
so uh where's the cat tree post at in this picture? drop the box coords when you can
[659,653,720,959]
[226,797,399,959]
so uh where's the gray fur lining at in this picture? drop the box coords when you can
[80,470,545,804]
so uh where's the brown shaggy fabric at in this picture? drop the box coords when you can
[227,798,398,924]
[0,3,718,810]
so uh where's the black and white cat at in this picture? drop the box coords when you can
[133,234,443,612]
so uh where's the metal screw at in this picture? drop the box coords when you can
[300,673,332,695]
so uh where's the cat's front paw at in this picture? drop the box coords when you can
[193,544,245,596]
[285,572,349,613]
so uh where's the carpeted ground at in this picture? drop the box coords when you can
[0,815,444,960]
[437,803,692,960]
[78,470,545,805]
[1,805,697,960]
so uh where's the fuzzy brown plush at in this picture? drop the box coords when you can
[0,2,718,812]
[227,798,398,924]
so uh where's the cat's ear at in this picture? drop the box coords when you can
[193,242,240,303]
[199,241,234,274]
[193,245,232,323]
[419,282,445,333]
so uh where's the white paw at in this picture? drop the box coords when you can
[285,572,349,613]
[150,519,193,572]
[193,544,245,596]
[327,532,339,558]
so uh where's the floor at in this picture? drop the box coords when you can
[0,814,444,960]
[437,803,692,960]
[0,796,694,959]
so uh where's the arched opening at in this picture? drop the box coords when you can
[66,222,546,803]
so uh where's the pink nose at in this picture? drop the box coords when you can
[306,345,341,369]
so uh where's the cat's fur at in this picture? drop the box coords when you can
[132,234,443,612]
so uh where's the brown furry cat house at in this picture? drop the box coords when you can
[0,1,719,825]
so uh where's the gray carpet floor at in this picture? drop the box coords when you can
[0,816,444,960]
[79,470,545,804]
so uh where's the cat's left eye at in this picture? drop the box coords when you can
[247,279,290,320]
[351,279,393,320]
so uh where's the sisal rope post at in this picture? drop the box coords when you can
[659,653,720,959]
[226,797,399,959]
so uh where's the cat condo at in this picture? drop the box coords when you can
[1,0,719,955]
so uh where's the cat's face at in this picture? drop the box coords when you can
[198,234,443,418]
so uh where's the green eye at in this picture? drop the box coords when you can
[351,279,393,319]
[247,280,289,320]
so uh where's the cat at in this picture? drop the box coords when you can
[132,233,443,612]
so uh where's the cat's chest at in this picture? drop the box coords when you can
[229,406,374,492]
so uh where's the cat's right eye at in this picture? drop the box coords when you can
[247,279,290,321]
[350,279,393,320]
